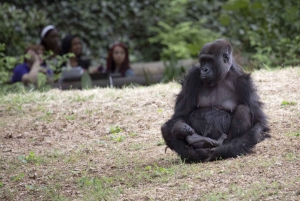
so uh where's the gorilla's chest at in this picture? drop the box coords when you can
[197,81,237,112]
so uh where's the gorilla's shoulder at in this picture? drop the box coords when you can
[179,64,200,86]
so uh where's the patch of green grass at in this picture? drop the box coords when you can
[203,191,230,200]
[5,102,24,114]
[129,132,138,137]
[157,140,165,146]
[197,179,282,201]
[17,150,45,165]
[37,109,54,121]
[23,184,67,201]
[285,152,297,161]
[46,149,62,159]
[71,94,95,102]
[281,100,297,106]
[78,176,119,200]
[109,125,123,134]
[285,131,300,137]
[108,126,126,142]
[65,114,76,121]
[95,139,108,147]
[104,91,120,99]
[40,184,67,201]
[109,134,126,142]
[145,164,173,177]
[85,109,94,116]
[10,173,25,181]
[64,155,78,164]
[127,143,143,151]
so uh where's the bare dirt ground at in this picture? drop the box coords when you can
[0,67,299,200]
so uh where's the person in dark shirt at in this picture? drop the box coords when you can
[61,34,90,70]
[106,43,134,77]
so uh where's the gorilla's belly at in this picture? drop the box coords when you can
[187,107,231,140]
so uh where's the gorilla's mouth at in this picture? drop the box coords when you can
[201,76,216,86]
[201,75,213,83]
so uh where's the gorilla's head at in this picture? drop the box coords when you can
[198,39,233,86]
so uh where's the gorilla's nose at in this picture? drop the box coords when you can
[201,67,210,74]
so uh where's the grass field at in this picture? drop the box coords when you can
[0,67,299,200]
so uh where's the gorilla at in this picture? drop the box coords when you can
[161,39,270,163]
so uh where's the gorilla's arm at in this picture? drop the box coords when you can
[173,65,201,120]
[169,65,202,139]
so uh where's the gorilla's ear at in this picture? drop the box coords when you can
[223,53,229,63]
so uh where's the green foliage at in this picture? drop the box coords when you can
[1,0,300,78]
[1,0,169,62]
[0,42,71,92]
[0,3,47,55]
[142,67,154,86]
[161,53,186,83]
[219,0,300,67]
[149,21,220,59]
[0,44,23,85]
[81,71,92,89]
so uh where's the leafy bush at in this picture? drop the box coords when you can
[161,53,186,83]
[1,0,300,87]
[0,44,22,85]
[149,21,221,60]
[0,43,72,93]
[219,0,300,67]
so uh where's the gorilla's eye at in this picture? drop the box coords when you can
[223,53,229,63]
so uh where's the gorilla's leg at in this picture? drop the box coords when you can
[207,105,260,161]
[227,105,251,140]
[161,120,209,163]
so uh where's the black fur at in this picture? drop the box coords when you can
[161,39,269,163]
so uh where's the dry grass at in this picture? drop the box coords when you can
[0,67,300,201]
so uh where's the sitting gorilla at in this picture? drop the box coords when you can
[161,39,270,163]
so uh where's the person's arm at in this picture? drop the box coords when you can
[21,61,40,85]
[21,50,41,85]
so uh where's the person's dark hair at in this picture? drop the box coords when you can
[60,34,90,69]
[40,25,55,50]
[61,34,80,56]
[106,43,130,76]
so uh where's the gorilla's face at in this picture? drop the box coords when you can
[199,39,233,86]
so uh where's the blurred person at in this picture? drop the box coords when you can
[40,25,61,57]
[11,45,52,85]
[60,34,90,70]
[106,43,134,77]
